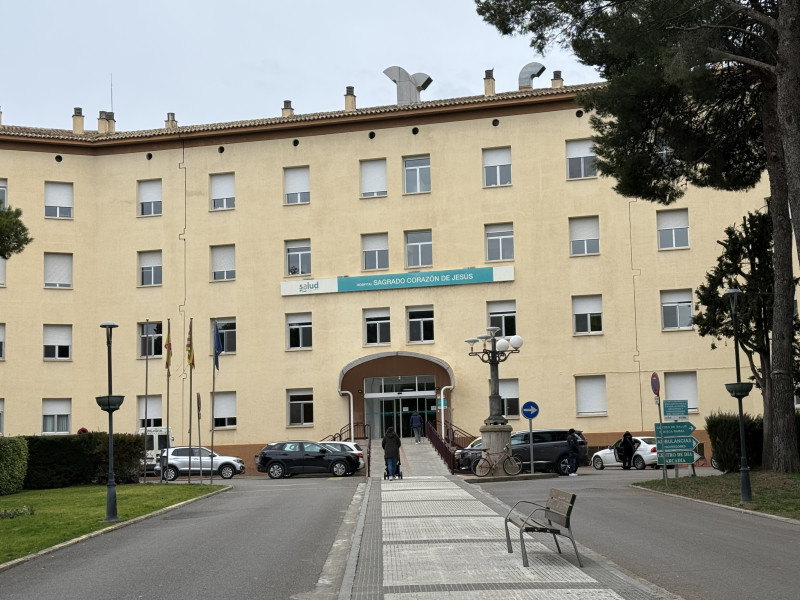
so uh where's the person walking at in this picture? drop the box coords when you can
[382,426,402,480]
[567,428,580,476]
[621,431,635,470]
[410,411,424,444]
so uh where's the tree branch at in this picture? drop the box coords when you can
[714,0,777,29]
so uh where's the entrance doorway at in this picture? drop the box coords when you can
[366,375,437,439]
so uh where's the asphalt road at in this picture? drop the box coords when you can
[0,475,361,600]
[480,466,800,600]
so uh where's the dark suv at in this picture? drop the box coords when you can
[454,429,589,476]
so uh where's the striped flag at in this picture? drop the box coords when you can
[164,319,172,376]
[186,319,195,369]
[213,320,223,370]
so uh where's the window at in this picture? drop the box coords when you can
[573,295,603,334]
[285,167,310,204]
[138,179,162,216]
[42,398,71,434]
[286,240,311,275]
[0,323,5,359]
[211,245,236,280]
[138,321,163,358]
[499,379,519,418]
[483,147,512,187]
[404,156,430,194]
[665,371,699,413]
[214,318,236,353]
[137,395,163,428]
[361,159,387,197]
[569,216,600,255]
[486,223,514,261]
[288,389,313,425]
[0,178,6,208]
[364,308,390,345]
[43,325,71,360]
[406,230,432,267]
[408,307,434,343]
[287,313,312,349]
[211,173,235,210]
[657,209,690,249]
[213,391,237,428]
[566,140,597,179]
[576,375,607,416]
[0,398,4,435]
[138,251,162,286]
[362,233,389,270]
[0,258,5,286]
[488,300,516,337]
[44,182,73,218]
[661,289,693,330]
[44,253,73,288]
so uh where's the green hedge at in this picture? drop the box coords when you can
[705,411,763,473]
[0,437,29,495]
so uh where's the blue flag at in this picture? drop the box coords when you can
[213,320,223,370]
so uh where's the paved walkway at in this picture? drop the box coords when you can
[333,437,679,600]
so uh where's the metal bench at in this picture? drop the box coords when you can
[504,487,583,567]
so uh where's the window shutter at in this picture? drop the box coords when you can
[44,325,71,345]
[572,295,602,313]
[498,379,519,397]
[566,140,594,158]
[287,313,311,324]
[43,398,71,415]
[485,223,513,235]
[364,307,389,319]
[362,233,388,251]
[576,375,607,415]
[360,160,387,195]
[213,392,236,417]
[44,253,72,285]
[211,174,235,199]
[483,147,511,167]
[138,395,163,419]
[488,300,516,313]
[661,289,691,304]
[138,180,162,204]
[665,372,698,410]
[569,216,599,240]
[139,251,161,268]
[657,209,688,229]
[45,182,73,207]
[285,167,310,193]
[211,246,235,272]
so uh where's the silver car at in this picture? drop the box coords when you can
[155,446,246,480]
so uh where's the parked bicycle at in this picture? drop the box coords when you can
[471,443,523,476]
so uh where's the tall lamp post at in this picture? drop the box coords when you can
[97,322,124,522]
[465,327,523,459]
[724,289,753,503]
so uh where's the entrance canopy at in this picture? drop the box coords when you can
[338,351,455,390]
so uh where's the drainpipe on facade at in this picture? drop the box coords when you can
[440,385,454,440]
[339,390,353,442]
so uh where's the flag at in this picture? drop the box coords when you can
[213,320,223,370]
[186,320,195,369]
[164,320,172,376]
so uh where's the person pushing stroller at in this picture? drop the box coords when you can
[382,426,401,480]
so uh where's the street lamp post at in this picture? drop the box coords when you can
[724,289,753,503]
[97,322,124,522]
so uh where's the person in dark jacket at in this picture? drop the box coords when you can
[621,431,635,470]
[410,411,424,444]
[567,428,580,476]
[382,426,402,480]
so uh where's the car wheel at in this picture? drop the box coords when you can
[164,465,179,482]
[556,456,571,476]
[592,456,605,470]
[633,455,646,470]
[219,464,235,479]
[711,456,720,471]
[267,462,285,479]
[331,461,348,477]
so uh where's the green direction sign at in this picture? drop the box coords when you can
[663,399,689,420]
[657,436,699,451]
[657,450,700,465]
[655,422,696,436]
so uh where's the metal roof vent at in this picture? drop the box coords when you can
[518,62,546,90]
[383,66,432,105]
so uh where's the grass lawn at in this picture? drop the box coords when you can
[0,483,224,565]
[635,470,800,520]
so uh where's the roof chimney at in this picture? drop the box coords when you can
[97,110,116,134]
[164,112,178,129]
[551,71,564,88]
[484,69,496,97]
[344,86,356,112]
[383,66,433,105]
[282,100,294,117]
[72,107,84,134]
[518,62,546,90]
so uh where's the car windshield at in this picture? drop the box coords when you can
[639,437,656,444]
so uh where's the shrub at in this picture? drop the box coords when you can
[705,410,763,473]
[0,437,29,495]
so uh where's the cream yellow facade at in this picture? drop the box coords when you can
[0,72,769,458]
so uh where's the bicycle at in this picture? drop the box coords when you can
[470,443,523,477]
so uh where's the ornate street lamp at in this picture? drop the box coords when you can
[97,322,124,522]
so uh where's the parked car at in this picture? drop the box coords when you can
[592,436,660,470]
[155,446,246,480]
[454,429,589,476]
[256,440,360,479]
[320,441,365,470]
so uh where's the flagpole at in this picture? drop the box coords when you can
[187,318,194,484]
[211,319,221,485]
[165,318,172,485]
[197,392,202,482]
[144,318,150,482]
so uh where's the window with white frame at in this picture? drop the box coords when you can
[0,258,5,286]
[408,307,434,343]
[0,398,4,434]
[362,233,389,270]
[42,398,71,434]
[213,391,237,428]
[0,178,7,208]
[364,308,390,345]
[214,318,236,353]
[287,313,312,349]
[211,245,235,280]
[44,253,73,288]
[288,389,313,426]
[0,323,5,359]
[499,379,520,418]
[665,371,699,413]
[138,321,163,358]
[488,300,516,337]
[483,147,512,187]
[44,182,73,218]
[137,394,163,428]
[43,325,71,360]
[486,223,514,261]
[657,209,690,249]
[286,240,311,275]
[573,295,603,334]
[404,156,430,194]
[138,251,162,286]
[361,159,387,197]
[138,179,162,216]
[576,375,607,416]
[661,289,693,330]
[285,166,310,204]
[569,216,600,255]
[211,173,235,210]
[406,230,432,267]
[566,140,597,179]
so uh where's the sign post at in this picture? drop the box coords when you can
[651,373,668,486]
[521,401,539,474]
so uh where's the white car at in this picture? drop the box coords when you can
[592,436,659,470]
[321,441,365,470]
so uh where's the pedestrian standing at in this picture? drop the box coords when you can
[621,431,635,470]
[410,411,424,444]
[567,428,580,476]
[382,426,402,480]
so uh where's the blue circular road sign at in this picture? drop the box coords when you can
[521,401,539,420]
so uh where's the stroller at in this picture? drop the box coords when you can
[383,457,403,480]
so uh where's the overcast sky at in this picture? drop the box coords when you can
[1,1,600,132]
